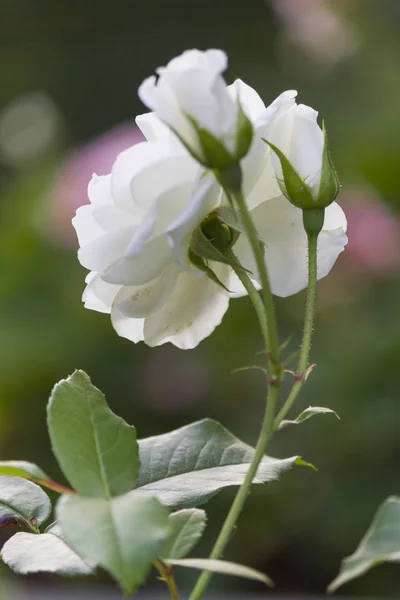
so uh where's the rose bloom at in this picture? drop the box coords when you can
[138,49,250,167]
[73,50,347,349]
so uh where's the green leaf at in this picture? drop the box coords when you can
[0,460,71,494]
[0,476,51,532]
[163,509,207,560]
[167,558,273,586]
[44,521,64,538]
[57,490,170,595]
[0,461,49,482]
[279,406,340,430]
[47,370,140,498]
[1,531,94,576]
[135,419,303,509]
[328,496,400,592]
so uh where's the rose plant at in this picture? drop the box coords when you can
[0,49,348,598]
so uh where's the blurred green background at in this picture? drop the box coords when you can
[1,0,400,596]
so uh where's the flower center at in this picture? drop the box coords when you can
[200,212,239,253]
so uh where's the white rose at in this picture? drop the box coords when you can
[73,83,347,349]
[138,49,252,168]
[73,130,238,349]
[266,103,340,211]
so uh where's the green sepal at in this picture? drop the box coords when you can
[190,217,241,268]
[263,139,315,209]
[235,101,253,160]
[188,250,231,293]
[201,212,240,252]
[317,122,340,207]
[185,113,234,170]
[188,213,246,292]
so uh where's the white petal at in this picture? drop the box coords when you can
[228,79,266,121]
[323,201,348,232]
[204,48,228,72]
[235,197,347,297]
[129,154,198,212]
[161,68,228,135]
[103,179,198,286]
[126,179,196,257]
[257,89,297,129]
[245,158,281,210]
[77,225,136,272]
[164,49,227,74]
[111,304,145,343]
[166,172,221,273]
[270,104,324,196]
[138,76,200,155]
[113,263,180,319]
[135,111,186,155]
[90,205,138,232]
[87,174,113,206]
[82,272,120,314]
[72,205,104,247]
[111,140,175,211]
[101,235,170,286]
[139,50,234,156]
[240,90,297,204]
[135,112,170,142]
[143,268,230,349]
[225,269,250,298]
[289,104,324,194]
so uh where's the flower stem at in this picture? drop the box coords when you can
[154,559,180,600]
[232,189,281,372]
[188,386,279,600]
[216,165,281,374]
[188,169,282,600]
[274,230,318,428]
[225,250,269,352]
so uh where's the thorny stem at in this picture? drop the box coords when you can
[188,168,282,600]
[225,250,269,352]
[154,559,180,600]
[231,188,281,374]
[274,230,319,428]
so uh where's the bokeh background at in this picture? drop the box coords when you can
[1,0,400,596]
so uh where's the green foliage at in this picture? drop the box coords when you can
[167,558,273,586]
[163,509,207,560]
[57,490,170,595]
[0,461,71,494]
[0,476,51,532]
[1,531,94,576]
[0,370,307,594]
[47,370,140,498]
[328,496,400,592]
[135,419,302,508]
[0,461,49,482]
[279,406,340,429]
